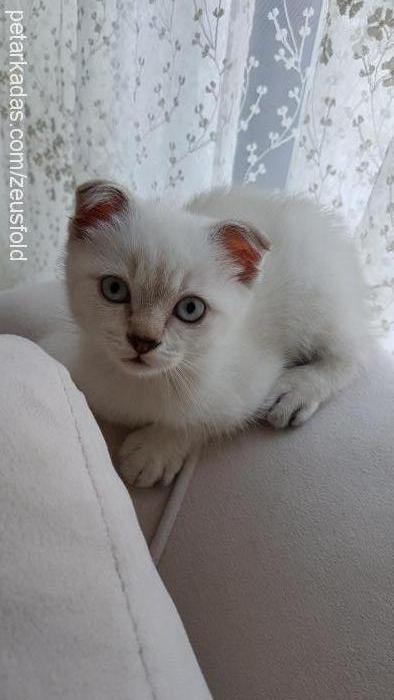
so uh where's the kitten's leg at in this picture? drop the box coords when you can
[118,424,193,488]
[263,352,359,429]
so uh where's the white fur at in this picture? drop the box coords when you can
[55,184,370,487]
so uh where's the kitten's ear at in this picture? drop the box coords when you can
[211,220,271,284]
[69,180,130,240]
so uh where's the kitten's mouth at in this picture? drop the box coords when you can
[122,355,147,367]
[132,356,145,364]
[120,354,175,377]
[121,355,159,375]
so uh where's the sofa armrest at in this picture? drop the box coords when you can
[0,335,211,700]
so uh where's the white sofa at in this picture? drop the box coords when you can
[1,282,394,700]
[0,334,211,700]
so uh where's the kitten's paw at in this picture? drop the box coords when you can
[118,425,189,488]
[264,378,320,429]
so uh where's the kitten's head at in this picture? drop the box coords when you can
[66,180,270,378]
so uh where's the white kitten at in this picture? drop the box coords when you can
[62,180,369,487]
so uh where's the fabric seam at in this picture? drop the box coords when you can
[149,450,200,566]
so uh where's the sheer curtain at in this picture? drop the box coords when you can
[0,0,393,350]
[288,2,394,353]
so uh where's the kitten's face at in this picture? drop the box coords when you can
[66,181,269,379]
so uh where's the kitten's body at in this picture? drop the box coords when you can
[50,183,369,486]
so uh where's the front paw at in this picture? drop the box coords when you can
[263,377,320,429]
[118,425,189,488]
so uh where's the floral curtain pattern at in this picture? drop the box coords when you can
[0,0,393,350]
[233,1,324,188]
[288,0,394,350]
[73,0,255,194]
[0,0,255,283]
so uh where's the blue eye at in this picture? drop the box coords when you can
[100,276,130,303]
[174,296,206,323]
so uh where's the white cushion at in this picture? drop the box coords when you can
[0,335,211,700]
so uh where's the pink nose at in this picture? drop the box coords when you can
[127,334,161,355]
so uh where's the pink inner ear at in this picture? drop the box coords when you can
[75,188,127,229]
[220,224,262,283]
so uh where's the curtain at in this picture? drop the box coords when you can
[0,1,393,351]
[288,1,394,353]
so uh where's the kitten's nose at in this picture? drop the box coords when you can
[127,333,161,355]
